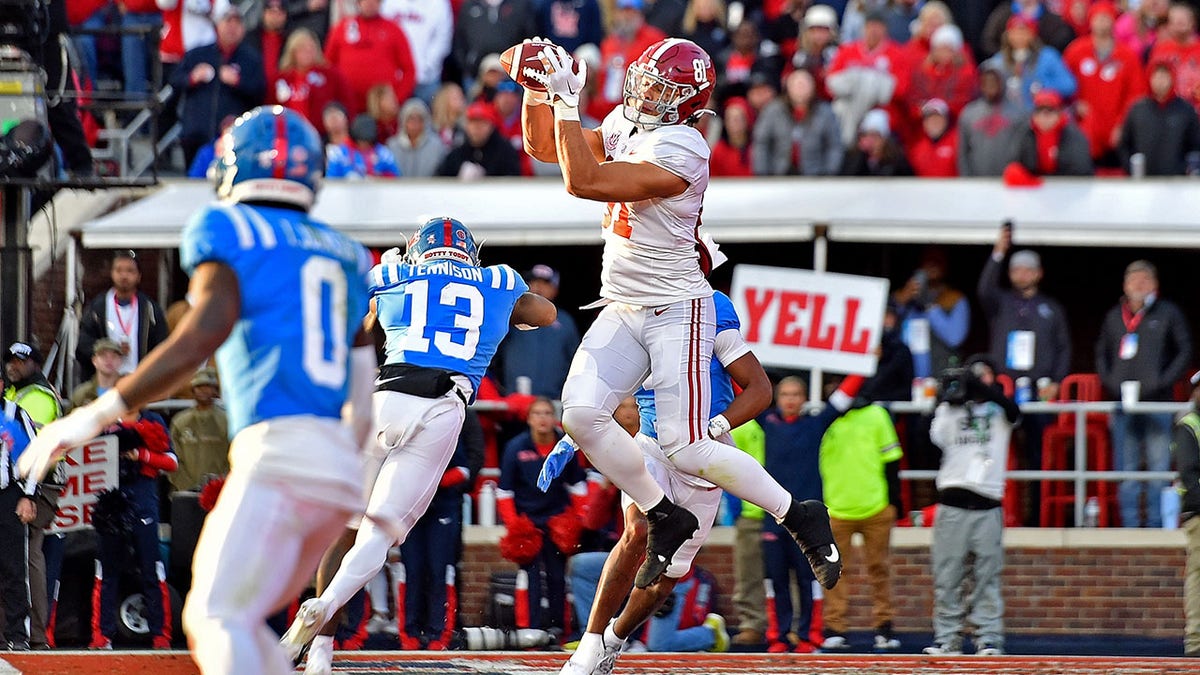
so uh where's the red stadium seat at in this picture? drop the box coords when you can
[1040,374,1115,527]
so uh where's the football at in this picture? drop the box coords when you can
[499,40,579,92]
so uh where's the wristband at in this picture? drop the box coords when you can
[553,100,580,122]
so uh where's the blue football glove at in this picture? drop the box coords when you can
[537,435,579,492]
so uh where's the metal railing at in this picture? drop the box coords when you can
[885,400,1187,526]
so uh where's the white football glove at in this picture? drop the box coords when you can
[530,45,587,109]
[17,389,127,481]
[707,414,731,439]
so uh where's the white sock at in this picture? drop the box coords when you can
[603,621,626,650]
[571,632,604,667]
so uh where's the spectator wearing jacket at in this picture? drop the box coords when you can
[0,395,38,652]
[384,0,454,105]
[903,25,977,143]
[1174,371,1200,656]
[983,14,1077,114]
[325,0,417,116]
[715,19,781,102]
[924,357,1019,656]
[826,10,908,144]
[901,2,958,70]
[168,369,229,494]
[727,420,767,646]
[978,226,1070,525]
[786,4,840,102]
[753,70,845,176]
[169,2,267,168]
[818,395,904,652]
[710,97,754,177]
[1062,2,1145,163]
[284,0,330,44]
[497,398,586,632]
[1148,3,1200,114]
[269,29,350,136]
[958,62,1028,176]
[982,0,1077,56]
[840,108,914,176]
[77,250,169,380]
[1114,0,1168,59]
[536,0,604,54]
[1012,89,1095,176]
[69,339,124,411]
[437,101,522,178]
[1118,59,1200,175]
[587,0,668,121]
[908,98,959,177]
[453,0,539,95]
[388,99,449,178]
[247,0,288,85]
[1096,260,1192,528]
[90,408,177,649]
[892,246,970,380]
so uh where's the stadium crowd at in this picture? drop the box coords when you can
[68,0,1200,179]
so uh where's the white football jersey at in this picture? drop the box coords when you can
[595,108,714,306]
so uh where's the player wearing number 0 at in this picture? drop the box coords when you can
[281,217,556,674]
[519,37,844,592]
[17,106,376,674]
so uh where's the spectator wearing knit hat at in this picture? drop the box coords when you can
[957,62,1029,176]
[840,108,914,176]
[753,69,845,176]
[983,14,1077,113]
[437,101,522,178]
[1117,59,1200,175]
[903,24,978,142]
[1062,2,1146,163]
[787,4,841,102]
[1012,89,1094,176]
[908,99,959,177]
[982,0,1077,56]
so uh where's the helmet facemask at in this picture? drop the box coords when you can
[622,62,697,129]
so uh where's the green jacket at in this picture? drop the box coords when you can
[730,419,766,521]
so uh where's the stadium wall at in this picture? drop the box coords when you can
[459,527,1186,638]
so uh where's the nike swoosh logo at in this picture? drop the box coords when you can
[657,554,667,562]
[654,307,670,316]
[375,375,403,387]
[825,545,840,564]
[567,82,579,95]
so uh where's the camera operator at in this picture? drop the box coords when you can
[923,356,1019,656]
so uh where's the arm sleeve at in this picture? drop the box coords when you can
[976,254,1003,316]
[1162,305,1194,393]
[1051,303,1072,382]
[929,403,955,449]
[1095,313,1119,394]
[461,409,486,482]
[714,329,751,368]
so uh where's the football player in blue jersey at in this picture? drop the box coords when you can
[18,107,378,675]
[281,216,556,673]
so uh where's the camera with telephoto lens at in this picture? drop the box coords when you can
[938,366,973,406]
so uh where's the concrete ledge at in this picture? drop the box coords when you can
[463,525,1186,548]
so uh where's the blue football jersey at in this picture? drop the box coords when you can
[637,291,741,439]
[369,260,527,395]
[180,203,372,435]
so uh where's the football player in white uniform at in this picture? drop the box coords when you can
[519,37,843,592]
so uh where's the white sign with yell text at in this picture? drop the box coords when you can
[48,435,119,534]
[730,265,889,375]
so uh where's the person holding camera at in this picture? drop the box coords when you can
[924,356,1019,656]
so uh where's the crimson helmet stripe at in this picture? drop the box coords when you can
[272,110,288,180]
[443,217,453,247]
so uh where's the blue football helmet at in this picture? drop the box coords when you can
[212,106,324,209]
[405,217,480,266]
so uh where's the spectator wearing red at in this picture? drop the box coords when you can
[753,69,845,176]
[840,108,915,176]
[982,0,1077,57]
[270,29,351,136]
[1012,89,1094,175]
[169,2,266,168]
[1063,2,1146,163]
[1117,60,1200,175]
[589,0,667,121]
[901,1,958,68]
[903,25,978,143]
[248,0,288,85]
[1114,0,1168,59]
[710,97,754,177]
[1147,3,1200,114]
[908,98,959,177]
[325,0,417,116]
[827,10,909,145]
[786,4,840,101]
[366,83,401,142]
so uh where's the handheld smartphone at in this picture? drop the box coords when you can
[1003,219,1014,242]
